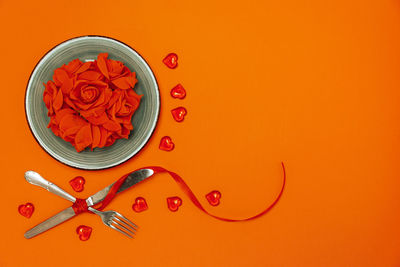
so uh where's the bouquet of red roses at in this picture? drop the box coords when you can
[43,53,142,152]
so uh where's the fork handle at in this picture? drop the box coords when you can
[87,207,100,214]
[24,171,76,203]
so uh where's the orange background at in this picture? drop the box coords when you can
[0,0,399,266]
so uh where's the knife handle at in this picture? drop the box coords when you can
[25,171,76,203]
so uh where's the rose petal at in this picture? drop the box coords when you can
[117,99,129,115]
[49,123,60,136]
[53,89,63,111]
[103,87,112,105]
[120,66,131,77]
[75,62,92,74]
[59,114,87,132]
[88,80,108,87]
[125,92,141,110]
[74,101,96,111]
[43,81,58,108]
[53,67,74,95]
[74,124,92,152]
[107,90,122,109]
[64,59,82,74]
[78,71,103,81]
[53,74,61,87]
[91,87,111,108]
[111,132,120,138]
[43,81,56,99]
[115,94,123,113]
[55,108,76,124]
[111,77,131,89]
[54,68,70,85]
[91,125,101,149]
[80,106,106,118]
[43,83,53,107]
[48,80,58,92]
[103,119,121,132]
[108,102,116,120]
[120,125,131,138]
[126,72,137,88]
[62,126,83,139]
[108,59,124,76]
[60,77,73,94]
[85,112,109,125]
[97,53,109,80]
[105,135,116,146]
[98,127,110,148]
[43,94,53,112]
[90,88,105,107]
[124,123,133,130]
[64,97,78,110]
[126,88,142,101]
[81,106,108,126]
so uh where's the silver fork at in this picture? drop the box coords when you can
[87,207,137,238]
[25,171,137,238]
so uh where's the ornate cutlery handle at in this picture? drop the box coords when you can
[24,171,76,203]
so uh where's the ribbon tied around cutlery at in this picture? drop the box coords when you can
[72,198,89,214]
[71,162,286,221]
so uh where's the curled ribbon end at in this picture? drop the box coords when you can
[143,162,287,222]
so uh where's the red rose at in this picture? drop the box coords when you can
[43,53,141,152]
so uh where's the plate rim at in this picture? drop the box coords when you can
[25,35,160,170]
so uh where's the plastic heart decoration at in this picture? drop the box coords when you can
[18,203,34,218]
[167,196,182,212]
[206,190,221,206]
[163,53,178,69]
[69,176,85,192]
[171,107,187,122]
[170,84,186,99]
[159,136,175,151]
[132,197,148,212]
[76,225,92,241]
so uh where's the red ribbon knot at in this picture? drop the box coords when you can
[72,198,88,214]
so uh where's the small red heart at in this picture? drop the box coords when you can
[18,203,34,218]
[167,196,182,212]
[76,225,92,241]
[132,197,148,212]
[170,84,186,99]
[171,107,187,122]
[206,190,221,206]
[163,53,178,69]
[69,176,85,192]
[159,136,175,151]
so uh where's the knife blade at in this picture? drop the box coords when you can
[86,168,154,206]
[24,168,154,239]
[24,207,76,239]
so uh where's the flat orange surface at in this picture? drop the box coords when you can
[0,0,400,266]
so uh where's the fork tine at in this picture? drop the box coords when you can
[111,220,136,237]
[113,216,137,232]
[109,223,134,238]
[114,211,139,229]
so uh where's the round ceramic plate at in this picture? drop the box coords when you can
[25,36,159,170]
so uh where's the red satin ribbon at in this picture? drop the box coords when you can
[71,162,286,221]
[72,198,88,214]
[71,174,129,214]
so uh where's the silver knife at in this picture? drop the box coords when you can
[24,168,154,239]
